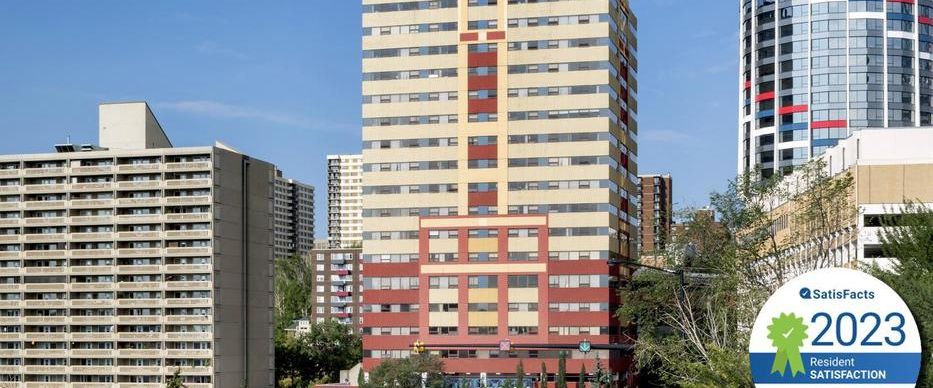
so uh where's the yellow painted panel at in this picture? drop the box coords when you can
[429,239,459,254]
[421,216,546,229]
[468,238,498,253]
[468,312,499,326]
[508,312,539,326]
[428,289,459,303]
[508,288,538,303]
[867,165,903,203]
[421,263,546,274]
[903,164,933,202]
[429,312,459,327]
[468,289,498,303]
[507,237,538,252]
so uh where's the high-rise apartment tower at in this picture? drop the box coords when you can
[738,0,933,178]
[361,0,639,384]
[638,174,672,255]
[0,102,274,387]
[326,155,363,248]
[273,171,315,259]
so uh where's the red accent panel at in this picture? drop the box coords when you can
[460,32,479,41]
[811,120,847,129]
[468,144,497,160]
[548,260,608,275]
[468,52,497,67]
[468,191,498,207]
[548,288,612,302]
[549,312,612,326]
[486,31,506,40]
[754,91,775,102]
[362,335,416,349]
[364,290,419,304]
[365,263,419,277]
[468,98,498,113]
[744,80,751,89]
[361,312,418,326]
[468,75,497,90]
[779,104,809,115]
[921,16,933,25]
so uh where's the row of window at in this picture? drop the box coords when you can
[365,274,608,290]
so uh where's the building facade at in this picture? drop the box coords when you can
[637,174,671,255]
[0,102,275,387]
[361,0,639,384]
[273,171,315,259]
[326,155,363,248]
[309,247,363,333]
[764,127,933,275]
[738,0,933,178]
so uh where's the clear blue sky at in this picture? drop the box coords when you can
[0,1,738,236]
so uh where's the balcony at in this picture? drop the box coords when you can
[70,348,114,358]
[165,298,211,307]
[165,281,211,290]
[23,283,66,292]
[0,186,20,194]
[69,282,114,292]
[165,195,211,206]
[71,165,114,174]
[116,298,163,307]
[116,348,163,358]
[165,264,211,272]
[164,230,211,239]
[116,247,162,256]
[0,234,20,243]
[23,364,68,374]
[69,215,113,225]
[70,249,114,258]
[23,200,65,210]
[116,332,161,342]
[71,182,114,191]
[164,178,211,189]
[23,183,66,193]
[70,232,113,241]
[23,299,66,308]
[71,332,115,341]
[22,167,66,176]
[165,213,211,222]
[23,331,67,341]
[23,249,66,258]
[116,231,160,240]
[116,281,162,291]
[116,180,161,190]
[69,198,113,207]
[0,169,18,178]
[115,214,162,223]
[165,161,211,171]
[70,314,115,323]
[164,315,211,324]
[165,349,212,358]
[116,197,161,207]
[23,266,66,275]
[117,163,161,172]
[165,331,212,341]
[116,264,160,274]
[165,247,211,256]
[117,366,164,375]
[0,202,19,211]
[24,217,66,226]
[22,233,65,243]
[0,219,19,227]
[116,315,161,325]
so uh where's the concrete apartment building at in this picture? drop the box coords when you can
[738,0,933,178]
[361,0,639,384]
[637,174,671,255]
[273,171,315,259]
[308,247,362,333]
[0,102,274,387]
[764,127,933,274]
[326,155,363,248]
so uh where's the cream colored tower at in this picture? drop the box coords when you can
[361,0,639,381]
[326,155,363,248]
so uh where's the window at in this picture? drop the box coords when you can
[507,275,538,288]
[468,275,497,289]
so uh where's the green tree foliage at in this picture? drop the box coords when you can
[578,364,587,388]
[274,255,314,331]
[362,353,445,388]
[556,352,567,388]
[516,360,525,388]
[871,202,933,386]
[275,320,362,388]
[166,368,187,388]
[540,362,548,387]
[619,160,855,387]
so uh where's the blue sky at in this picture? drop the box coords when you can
[0,1,738,236]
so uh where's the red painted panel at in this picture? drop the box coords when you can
[468,144,497,160]
[468,191,498,207]
[362,335,416,349]
[486,30,506,40]
[460,32,479,41]
[364,290,419,304]
[921,16,933,25]
[744,80,751,89]
[548,288,612,302]
[754,91,775,102]
[468,75,497,90]
[779,104,808,115]
[468,52,497,67]
[468,98,498,113]
[548,260,608,275]
[548,311,612,326]
[811,120,847,129]
[360,312,418,327]
[365,263,419,277]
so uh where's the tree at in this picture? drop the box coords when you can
[166,368,187,388]
[870,202,933,386]
[274,254,314,331]
[578,364,587,388]
[540,362,548,388]
[275,320,362,387]
[363,353,445,388]
[619,159,856,387]
[591,356,610,388]
[516,360,526,388]
[556,352,567,388]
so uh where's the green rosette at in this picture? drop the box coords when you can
[766,312,809,377]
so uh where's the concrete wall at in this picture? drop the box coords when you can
[99,101,172,150]
[212,147,275,388]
